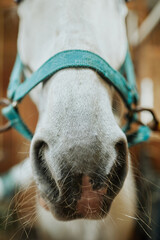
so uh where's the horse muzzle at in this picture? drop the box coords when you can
[31,138,128,221]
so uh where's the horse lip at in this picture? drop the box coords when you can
[37,183,112,221]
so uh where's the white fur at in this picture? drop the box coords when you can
[16,0,136,240]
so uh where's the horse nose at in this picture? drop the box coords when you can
[31,136,128,220]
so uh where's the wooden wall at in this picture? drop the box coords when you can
[0,1,38,173]
[0,0,160,173]
[128,0,160,172]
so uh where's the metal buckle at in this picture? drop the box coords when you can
[0,98,12,133]
[132,107,160,131]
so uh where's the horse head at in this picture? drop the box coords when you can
[17,0,131,221]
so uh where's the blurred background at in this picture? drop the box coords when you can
[0,0,38,174]
[0,0,160,239]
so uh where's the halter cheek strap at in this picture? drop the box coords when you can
[2,103,33,140]
[1,49,152,147]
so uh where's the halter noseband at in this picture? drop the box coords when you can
[1,49,154,147]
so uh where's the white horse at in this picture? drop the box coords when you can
[2,0,137,239]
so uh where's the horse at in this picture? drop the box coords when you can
[1,0,138,239]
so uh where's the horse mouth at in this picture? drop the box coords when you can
[36,163,127,221]
[38,187,111,221]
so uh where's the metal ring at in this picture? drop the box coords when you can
[132,107,159,131]
[0,98,12,133]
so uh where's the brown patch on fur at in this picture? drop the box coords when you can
[76,176,107,218]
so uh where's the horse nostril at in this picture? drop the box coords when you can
[106,139,128,198]
[32,140,48,171]
[33,140,48,154]
[31,140,60,202]
[115,139,127,160]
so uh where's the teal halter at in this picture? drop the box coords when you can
[1,49,151,147]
